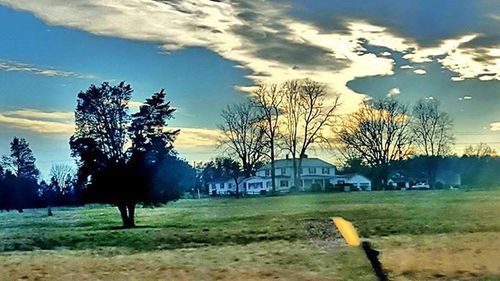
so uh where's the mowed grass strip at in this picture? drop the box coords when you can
[0,189,499,252]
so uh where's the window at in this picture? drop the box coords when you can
[265,169,270,176]
[280,180,289,187]
[280,168,287,175]
[266,181,272,188]
[322,167,330,174]
[308,167,317,174]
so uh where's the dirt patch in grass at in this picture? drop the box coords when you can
[303,220,344,251]
[377,232,500,280]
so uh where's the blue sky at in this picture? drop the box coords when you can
[0,1,498,177]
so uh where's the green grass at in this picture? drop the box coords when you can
[1,189,499,280]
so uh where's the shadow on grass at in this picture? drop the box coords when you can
[107,225,158,231]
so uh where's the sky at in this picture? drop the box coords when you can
[0,0,498,177]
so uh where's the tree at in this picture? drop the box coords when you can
[281,79,339,190]
[0,137,40,212]
[411,98,454,186]
[1,137,40,180]
[336,98,413,188]
[125,89,181,225]
[49,164,74,195]
[463,143,497,157]
[71,82,186,227]
[252,84,284,194]
[411,98,454,156]
[218,101,267,178]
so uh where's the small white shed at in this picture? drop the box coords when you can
[331,174,372,191]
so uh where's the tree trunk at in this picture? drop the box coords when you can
[270,139,276,195]
[234,178,240,199]
[126,203,136,228]
[292,156,298,191]
[118,203,136,228]
[298,157,304,191]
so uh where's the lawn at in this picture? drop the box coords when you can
[0,189,499,280]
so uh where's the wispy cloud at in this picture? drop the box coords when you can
[0,59,95,79]
[0,110,74,134]
[2,109,74,120]
[0,108,220,149]
[174,127,220,149]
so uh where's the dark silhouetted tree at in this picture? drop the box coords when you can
[336,98,413,188]
[1,137,40,180]
[71,83,190,227]
[1,137,40,212]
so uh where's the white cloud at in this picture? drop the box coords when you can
[0,59,95,79]
[1,0,497,120]
[400,65,414,69]
[403,34,500,81]
[380,51,391,57]
[413,69,427,75]
[451,76,465,81]
[387,87,401,97]
[128,101,144,109]
[463,96,472,100]
[490,122,500,131]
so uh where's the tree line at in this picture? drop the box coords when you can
[211,79,498,191]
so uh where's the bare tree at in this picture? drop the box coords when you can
[252,84,284,194]
[281,79,339,190]
[412,98,454,156]
[464,143,497,157]
[218,101,267,180]
[336,98,413,187]
[49,164,74,194]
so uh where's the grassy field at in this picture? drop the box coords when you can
[1,189,499,280]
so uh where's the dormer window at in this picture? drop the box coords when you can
[308,167,317,174]
[322,167,330,174]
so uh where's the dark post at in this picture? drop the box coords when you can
[361,241,388,281]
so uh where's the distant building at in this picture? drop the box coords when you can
[208,157,371,196]
[208,177,245,196]
[331,174,372,191]
[254,157,336,192]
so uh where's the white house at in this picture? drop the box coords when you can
[208,157,371,196]
[331,174,372,191]
[208,177,245,196]
[253,157,336,192]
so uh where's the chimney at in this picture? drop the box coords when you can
[286,154,289,159]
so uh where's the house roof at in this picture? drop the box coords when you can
[259,158,336,170]
[336,173,368,180]
[207,177,245,184]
